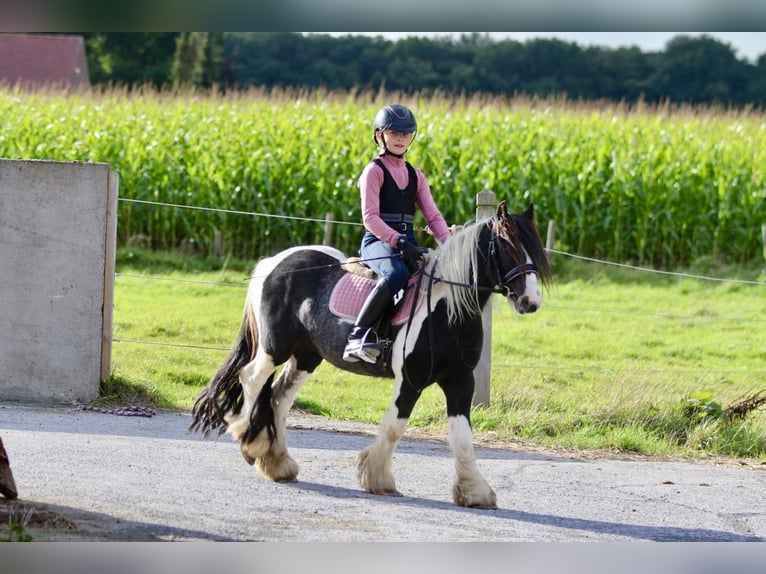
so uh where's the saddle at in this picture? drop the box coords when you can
[330,257,425,327]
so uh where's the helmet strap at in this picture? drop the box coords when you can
[378,133,406,158]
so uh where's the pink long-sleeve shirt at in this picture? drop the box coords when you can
[358,153,451,247]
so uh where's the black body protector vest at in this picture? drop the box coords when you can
[373,158,417,231]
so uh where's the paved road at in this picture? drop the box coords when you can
[1,402,765,542]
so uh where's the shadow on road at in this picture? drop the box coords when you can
[286,480,764,542]
[0,498,238,541]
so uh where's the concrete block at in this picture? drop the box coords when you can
[0,159,118,403]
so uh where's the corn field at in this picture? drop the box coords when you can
[1,86,764,266]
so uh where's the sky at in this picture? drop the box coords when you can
[326,32,766,64]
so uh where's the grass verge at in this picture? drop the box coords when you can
[107,247,766,461]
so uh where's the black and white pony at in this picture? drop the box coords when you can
[190,201,553,508]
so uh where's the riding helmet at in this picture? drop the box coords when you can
[373,104,417,144]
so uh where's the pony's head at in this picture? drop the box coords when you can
[435,201,553,323]
[490,201,553,314]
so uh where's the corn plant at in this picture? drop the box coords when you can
[1,86,764,266]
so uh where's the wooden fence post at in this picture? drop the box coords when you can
[213,228,223,260]
[473,189,497,407]
[323,213,334,246]
[762,224,765,264]
[546,220,556,252]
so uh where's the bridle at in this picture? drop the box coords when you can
[487,228,538,299]
[419,223,538,297]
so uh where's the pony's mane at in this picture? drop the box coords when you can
[431,217,487,324]
[431,208,553,324]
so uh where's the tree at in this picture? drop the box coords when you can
[171,33,206,87]
[170,33,224,88]
[201,33,225,88]
[653,34,750,105]
[590,46,657,103]
[83,32,178,87]
[80,32,766,107]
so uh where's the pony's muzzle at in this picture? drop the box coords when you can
[516,295,539,314]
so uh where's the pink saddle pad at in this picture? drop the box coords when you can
[329,273,423,326]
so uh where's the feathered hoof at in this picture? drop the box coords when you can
[355,449,398,496]
[452,481,498,509]
[255,452,299,483]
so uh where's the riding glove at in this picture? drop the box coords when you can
[397,236,427,271]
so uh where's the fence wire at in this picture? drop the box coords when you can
[112,197,765,377]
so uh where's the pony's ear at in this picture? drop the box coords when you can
[522,203,535,222]
[496,200,509,219]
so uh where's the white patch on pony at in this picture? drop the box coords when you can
[356,404,408,496]
[522,251,543,309]
[447,415,497,508]
[392,262,450,361]
[248,245,346,313]
[247,245,350,332]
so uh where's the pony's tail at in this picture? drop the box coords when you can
[189,301,258,438]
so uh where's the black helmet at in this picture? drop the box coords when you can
[373,104,417,138]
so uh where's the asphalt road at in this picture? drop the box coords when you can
[1,401,765,542]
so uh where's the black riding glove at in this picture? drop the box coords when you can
[397,236,427,270]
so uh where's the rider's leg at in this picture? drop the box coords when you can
[343,235,408,364]
[342,277,392,363]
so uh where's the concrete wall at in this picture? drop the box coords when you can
[0,159,118,403]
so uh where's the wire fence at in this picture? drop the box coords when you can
[112,197,766,378]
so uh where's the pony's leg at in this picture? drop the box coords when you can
[356,376,422,496]
[435,366,498,509]
[252,355,314,483]
[226,350,277,461]
[355,404,407,496]
[448,415,497,508]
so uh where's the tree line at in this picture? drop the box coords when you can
[79,32,766,107]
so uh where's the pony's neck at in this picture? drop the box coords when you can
[433,220,496,324]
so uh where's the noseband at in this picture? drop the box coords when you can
[488,229,537,297]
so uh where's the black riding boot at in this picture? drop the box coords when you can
[342,278,392,364]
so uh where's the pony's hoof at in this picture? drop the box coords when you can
[453,483,497,509]
[241,446,255,465]
[255,453,299,482]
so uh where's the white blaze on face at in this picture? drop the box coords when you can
[519,251,543,312]
[524,269,543,308]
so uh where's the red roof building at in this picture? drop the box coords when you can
[0,34,90,89]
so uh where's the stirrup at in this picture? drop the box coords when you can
[342,328,381,364]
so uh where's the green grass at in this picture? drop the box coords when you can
[106,247,766,461]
